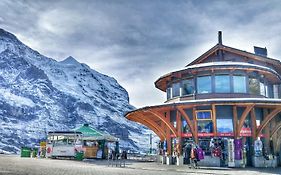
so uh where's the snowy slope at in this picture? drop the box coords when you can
[0,28,153,153]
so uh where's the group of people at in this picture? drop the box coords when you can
[107,149,128,167]
[108,149,127,160]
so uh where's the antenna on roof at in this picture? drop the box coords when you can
[218,31,222,45]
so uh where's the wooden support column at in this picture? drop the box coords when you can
[275,130,281,154]
[233,106,238,138]
[161,114,169,153]
[176,107,195,138]
[250,108,257,140]
[263,109,270,153]
[236,104,255,138]
[176,110,182,155]
[161,119,167,138]
[193,107,198,144]
[166,111,172,155]
[271,117,277,154]
[212,104,217,137]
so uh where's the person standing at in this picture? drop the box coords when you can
[190,145,198,168]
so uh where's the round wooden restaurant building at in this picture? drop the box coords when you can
[126,32,281,167]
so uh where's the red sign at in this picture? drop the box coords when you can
[198,133,214,137]
[181,133,192,137]
[240,128,251,136]
[217,132,234,137]
[170,131,266,138]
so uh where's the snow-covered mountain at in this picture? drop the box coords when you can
[0,28,151,153]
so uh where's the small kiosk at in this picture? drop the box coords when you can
[75,124,118,159]
[46,131,83,158]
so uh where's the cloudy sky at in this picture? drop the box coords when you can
[1,0,281,107]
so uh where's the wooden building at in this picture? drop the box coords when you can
[126,32,281,167]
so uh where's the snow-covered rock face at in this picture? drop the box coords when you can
[0,28,152,153]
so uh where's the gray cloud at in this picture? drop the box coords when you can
[1,0,281,107]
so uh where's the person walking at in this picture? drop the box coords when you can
[190,145,198,169]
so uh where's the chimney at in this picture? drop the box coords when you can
[254,46,267,57]
[218,31,222,45]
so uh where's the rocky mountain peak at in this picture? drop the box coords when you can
[0,28,20,42]
[60,56,80,65]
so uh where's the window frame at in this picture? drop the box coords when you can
[182,78,194,96]
[197,75,212,94]
[248,77,260,95]
[233,75,247,93]
[214,74,231,93]
[196,110,213,121]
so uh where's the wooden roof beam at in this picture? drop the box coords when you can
[127,113,165,140]
[270,122,281,138]
[256,107,281,138]
[176,106,195,138]
[236,104,255,137]
[146,109,178,137]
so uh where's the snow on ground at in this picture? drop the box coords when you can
[0,88,35,107]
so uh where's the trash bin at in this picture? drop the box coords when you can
[32,148,38,158]
[21,147,31,158]
[75,152,84,161]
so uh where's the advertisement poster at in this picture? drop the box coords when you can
[217,119,234,136]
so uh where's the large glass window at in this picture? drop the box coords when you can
[172,82,180,97]
[260,82,265,96]
[197,76,212,94]
[233,76,246,93]
[196,110,213,133]
[182,79,194,95]
[217,119,233,133]
[249,78,260,95]
[167,87,172,99]
[215,75,230,93]
[273,85,279,99]
[182,120,191,133]
[198,121,213,133]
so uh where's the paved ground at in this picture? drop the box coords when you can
[0,155,280,175]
